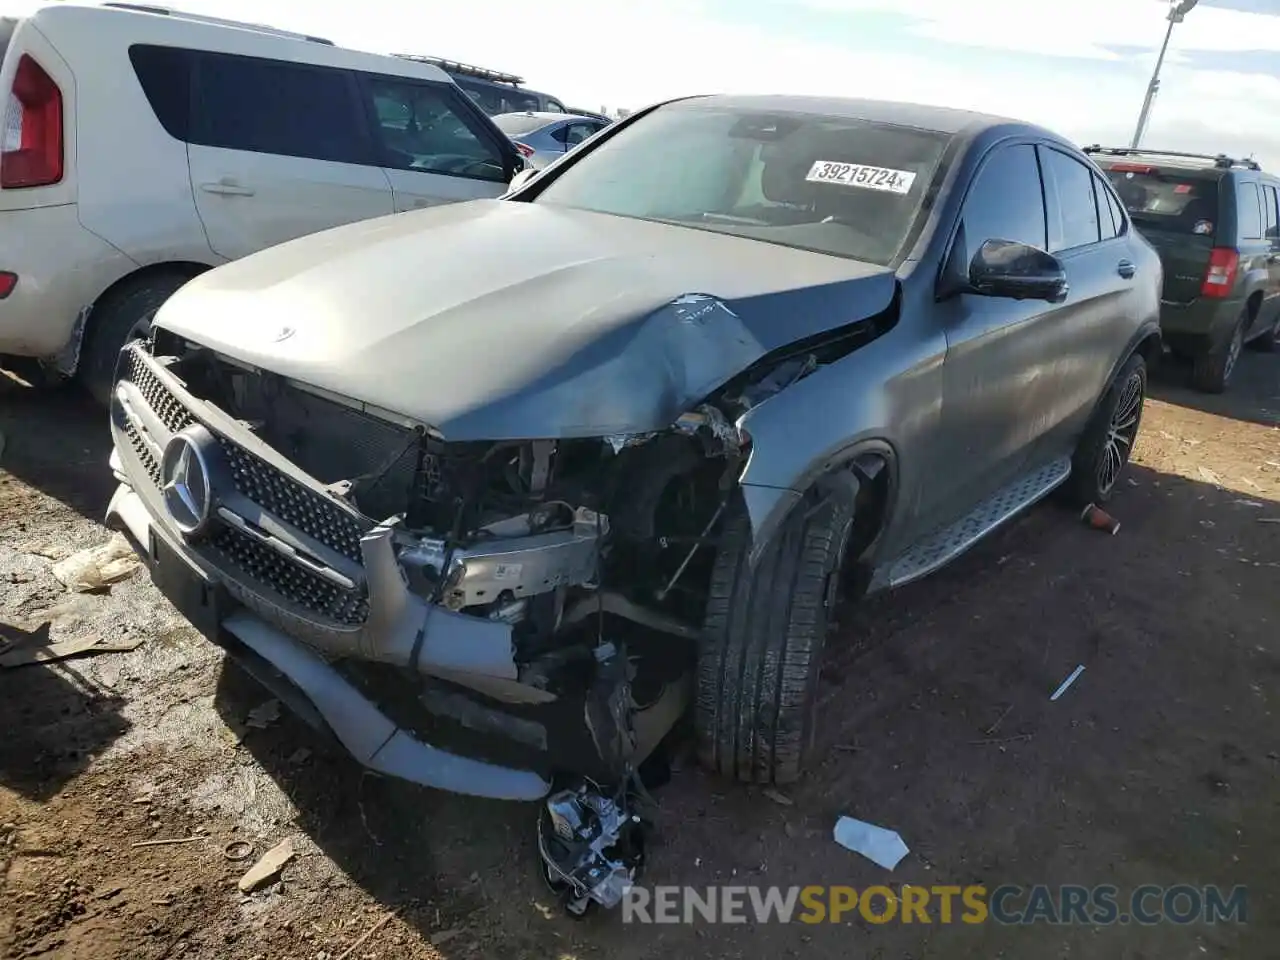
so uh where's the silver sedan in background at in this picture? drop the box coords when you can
[492,111,611,170]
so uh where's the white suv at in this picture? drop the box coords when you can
[0,3,524,402]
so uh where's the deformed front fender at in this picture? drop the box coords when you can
[734,322,945,565]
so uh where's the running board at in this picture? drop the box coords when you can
[872,456,1072,591]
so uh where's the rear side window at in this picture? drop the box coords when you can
[454,78,538,115]
[960,143,1047,251]
[1039,147,1100,252]
[129,45,193,140]
[1095,173,1120,240]
[1102,176,1126,236]
[194,53,369,165]
[1263,184,1279,240]
[1105,167,1218,236]
[1237,181,1263,240]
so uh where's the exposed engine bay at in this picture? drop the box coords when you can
[114,315,883,913]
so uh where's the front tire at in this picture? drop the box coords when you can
[696,481,855,785]
[1063,353,1146,506]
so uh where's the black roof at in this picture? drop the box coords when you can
[674,94,1029,137]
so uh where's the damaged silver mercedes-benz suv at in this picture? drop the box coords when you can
[107,93,1160,913]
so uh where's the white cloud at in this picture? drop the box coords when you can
[3,0,1278,167]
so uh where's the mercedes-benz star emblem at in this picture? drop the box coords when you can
[160,429,213,537]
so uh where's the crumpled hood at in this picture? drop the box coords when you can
[155,200,896,439]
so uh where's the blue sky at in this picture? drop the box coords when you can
[6,0,1280,166]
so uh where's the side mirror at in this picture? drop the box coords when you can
[508,168,538,191]
[968,239,1069,303]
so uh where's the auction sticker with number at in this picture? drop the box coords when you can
[805,161,917,194]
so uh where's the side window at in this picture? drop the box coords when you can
[1237,181,1263,240]
[456,79,497,115]
[960,143,1047,253]
[1094,174,1118,241]
[563,123,596,148]
[545,100,567,113]
[1104,181,1126,236]
[1040,147,1101,252]
[361,77,505,183]
[129,44,193,141]
[1263,185,1279,240]
[194,54,367,165]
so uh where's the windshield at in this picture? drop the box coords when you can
[493,113,552,137]
[531,103,950,265]
[1104,167,1220,237]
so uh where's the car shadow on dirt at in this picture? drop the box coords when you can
[0,637,131,802]
[205,457,1278,958]
[1149,349,1280,429]
[0,375,116,522]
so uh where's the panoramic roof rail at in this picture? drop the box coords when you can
[101,3,334,43]
[391,54,524,86]
[1083,145,1261,171]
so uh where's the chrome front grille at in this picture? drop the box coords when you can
[120,346,195,434]
[210,525,369,625]
[217,438,367,564]
[114,343,372,626]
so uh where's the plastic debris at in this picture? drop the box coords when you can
[832,816,910,870]
[0,634,142,668]
[762,788,794,807]
[237,837,295,892]
[1080,503,1120,535]
[50,533,141,592]
[1050,664,1086,702]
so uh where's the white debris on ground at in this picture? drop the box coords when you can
[50,532,141,592]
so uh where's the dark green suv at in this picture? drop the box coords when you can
[1086,146,1280,393]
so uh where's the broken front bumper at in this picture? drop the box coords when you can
[106,343,550,800]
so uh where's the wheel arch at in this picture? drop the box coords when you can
[63,260,212,376]
[741,438,899,567]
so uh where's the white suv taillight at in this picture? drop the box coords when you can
[1,55,63,189]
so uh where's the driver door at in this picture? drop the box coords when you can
[358,75,514,213]
[932,142,1060,520]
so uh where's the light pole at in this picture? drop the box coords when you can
[1130,0,1200,149]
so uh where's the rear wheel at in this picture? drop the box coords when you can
[696,478,855,785]
[79,273,193,406]
[1062,353,1146,506]
[1190,308,1246,394]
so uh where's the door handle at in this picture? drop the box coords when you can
[199,180,255,197]
[1117,260,1136,279]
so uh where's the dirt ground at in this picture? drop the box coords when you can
[1,350,1278,960]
